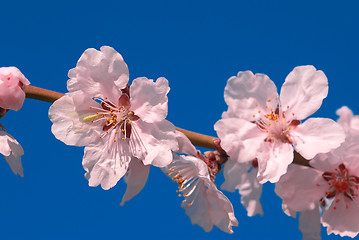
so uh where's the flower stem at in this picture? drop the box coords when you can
[24,85,310,167]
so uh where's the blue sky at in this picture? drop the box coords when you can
[0,0,358,239]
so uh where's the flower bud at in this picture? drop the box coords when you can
[0,67,30,111]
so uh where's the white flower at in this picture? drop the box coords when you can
[215,66,345,183]
[49,46,178,191]
[221,159,263,217]
[163,131,238,233]
[275,106,359,238]
[0,129,24,177]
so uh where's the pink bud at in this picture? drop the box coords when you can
[0,67,30,111]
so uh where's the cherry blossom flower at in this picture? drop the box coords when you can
[221,159,263,217]
[163,131,238,233]
[0,67,30,111]
[275,106,359,237]
[215,66,345,183]
[0,67,28,177]
[0,128,24,177]
[49,46,178,191]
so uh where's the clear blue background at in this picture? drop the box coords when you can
[0,0,358,239]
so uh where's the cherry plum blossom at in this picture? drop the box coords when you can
[0,67,28,177]
[0,129,24,177]
[49,46,178,191]
[215,66,345,183]
[221,159,263,217]
[163,131,238,233]
[275,107,359,237]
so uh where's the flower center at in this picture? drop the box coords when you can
[82,93,139,141]
[253,100,300,144]
[319,163,359,209]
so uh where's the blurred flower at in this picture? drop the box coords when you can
[215,66,345,183]
[163,131,238,233]
[49,46,178,190]
[0,67,30,111]
[221,159,263,217]
[275,106,359,237]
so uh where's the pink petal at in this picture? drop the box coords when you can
[0,131,24,177]
[172,155,238,233]
[214,118,266,164]
[206,182,239,233]
[275,165,326,212]
[120,157,150,206]
[299,207,322,240]
[132,119,177,167]
[336,106,359,134]
[280,66,328,120]
[223,71,278,120]
[322,197,359,238]
[130,77,169,123]
[221,160,263,216]
[292,118,345,159]
[257,142,294,183]
[67,46,129,101]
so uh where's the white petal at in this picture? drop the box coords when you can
[131,120,177,167]
[336,106,359,134]
[257,142,294,183]
[0,132,12,156]
[280,65,328,120]
[130,77,169,123]
[166,155,238,233]
[275,165,326,212]
[67,46,129,99]
[120,157,150,206]
[206,181,239,233]
[49,92,102,147]
[322,197,359,238]
[221,160,263,216]
[223,71,278,120]
[214,118,266,164]
[0,132,24,177]
[292,118,346,159]
[174,130,197,156]
[83,140,130,190]
[299,207,322,240]
[282,203,297,218]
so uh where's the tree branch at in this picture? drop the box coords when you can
[24,85,311,167]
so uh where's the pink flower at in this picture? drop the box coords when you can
[0,67,30,111]
[275,106,359,237]
[215,66,345,183]
[221,159,263,217]
[164,131,238,233]
[49,46,178,191]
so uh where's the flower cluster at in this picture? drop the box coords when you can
[3,46,358,239]
[0,67,29,177]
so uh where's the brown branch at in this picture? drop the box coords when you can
[24,85,311,167]
[25,85,64,103]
